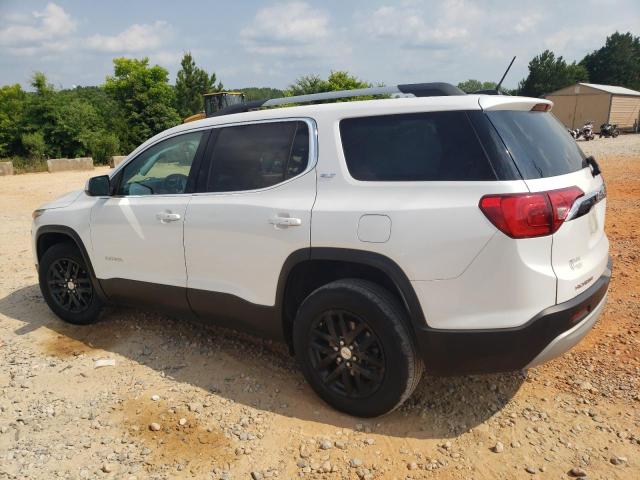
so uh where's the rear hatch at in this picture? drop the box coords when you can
[481,99,609,304]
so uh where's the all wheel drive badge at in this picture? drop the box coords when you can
[575,276,594,291]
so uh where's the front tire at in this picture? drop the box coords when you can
[39,242,104,325]
[293,279,423,417]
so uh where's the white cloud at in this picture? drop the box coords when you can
[86,21,170,53]
[0,2,77,52]
[149,50,182,68]
[514,13,542,34]
[363,4,468,49]
[240,2,336,57]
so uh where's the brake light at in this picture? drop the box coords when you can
[479,187,584,238]
[531,103,551,112]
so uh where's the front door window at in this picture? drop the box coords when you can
[117,131,203,195]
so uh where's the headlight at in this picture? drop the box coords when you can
[32,209,46,219]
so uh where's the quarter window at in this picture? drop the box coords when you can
[339,112,496,181]
[117,131,203,195]
[205,121,310,192]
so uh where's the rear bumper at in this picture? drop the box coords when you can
[416,257,612,375]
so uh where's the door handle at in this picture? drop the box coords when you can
[268,215,302,227]
[156,211,181,223]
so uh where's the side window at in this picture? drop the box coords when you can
[205,121,309,192]
[117,131,204,195]
[339,111,496,181]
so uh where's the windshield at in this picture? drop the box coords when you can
[486,111,586,179]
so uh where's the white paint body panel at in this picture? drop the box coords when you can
[184,171,316,304]
[524,168,608,303]
[32,192,96,266]
[411,234,557,329]
[90,196,191,287]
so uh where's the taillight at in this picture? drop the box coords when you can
[479,187,584,238]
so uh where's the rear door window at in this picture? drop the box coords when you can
[485,111,586,179]
[339,111,496,181]
[204,121,309,192]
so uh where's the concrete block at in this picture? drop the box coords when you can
[110,155,127,168]
[47,157,94,173]
[0,161,13,176]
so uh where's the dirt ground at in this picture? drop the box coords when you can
[1,135,638,480]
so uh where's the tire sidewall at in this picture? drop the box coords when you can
[293,281,415,417]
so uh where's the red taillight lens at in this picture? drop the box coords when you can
[479,187,584,239]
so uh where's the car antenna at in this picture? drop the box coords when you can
[495,56,516,92]
[474,56,516,95]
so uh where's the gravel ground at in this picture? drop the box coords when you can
[1,135,639,479]
[578,133,640,158]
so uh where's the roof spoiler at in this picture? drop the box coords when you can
[210,82,466,117]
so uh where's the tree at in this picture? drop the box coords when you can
[21,131,46,159]
[581,32,640,91]
[83,130,120,165]
[237,87,284,101]
[174,52,222,119]
[105,57,181,152]
[0,84,26,156]
[518,50,589,97]
[285,71,371,97]
[457,79,498,93]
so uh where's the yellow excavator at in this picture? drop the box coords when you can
[183,91,245,123]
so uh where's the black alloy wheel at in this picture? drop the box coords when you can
[309,309,385,398]
[39,242,104,325]
[293,279,424,417]
[47,258,93,313]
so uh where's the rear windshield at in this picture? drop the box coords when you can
[339,111,496,181]
[486,111,586,179]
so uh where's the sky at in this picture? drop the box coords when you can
[0,0,638,91]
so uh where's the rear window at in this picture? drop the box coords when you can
[486,111,586,179]
[339,111,496,181]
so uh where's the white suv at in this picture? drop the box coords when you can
[32,83,611,417]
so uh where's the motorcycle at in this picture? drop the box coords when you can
[599,122,620,138]
[580,121,595,141]
[568,128,580,139]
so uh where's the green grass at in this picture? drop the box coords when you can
[2,156,48,174]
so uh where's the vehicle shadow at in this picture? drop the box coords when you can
[0,284,525,440]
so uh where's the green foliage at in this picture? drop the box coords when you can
[105,57,181,152]
[31,71,54,96]
[0,84,26,156]
[457,79,498,93]
[518,50,589,97]
[285,71,372,97]
[7,156,48,174]
[21,131,46,159]
[236,87,284,101]
[83,131,120,165]
[175,52,222,118]
[581,32,640,91]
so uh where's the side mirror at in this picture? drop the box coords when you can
[85,175,111,196]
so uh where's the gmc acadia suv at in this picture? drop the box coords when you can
[32,83,611,417]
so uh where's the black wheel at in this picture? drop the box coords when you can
[39,242,104,325]
[293,279,423,417]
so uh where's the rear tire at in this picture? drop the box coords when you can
[293,279,423,417]
[39,242,104,325]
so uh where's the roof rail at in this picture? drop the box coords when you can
[210,82,465,117]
